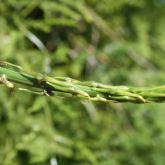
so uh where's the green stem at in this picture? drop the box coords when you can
[0,66,165,103]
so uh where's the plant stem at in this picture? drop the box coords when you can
[0,65,165,103]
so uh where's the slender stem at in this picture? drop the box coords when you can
[0,65,165,103]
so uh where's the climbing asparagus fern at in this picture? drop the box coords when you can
[0,62,165,103]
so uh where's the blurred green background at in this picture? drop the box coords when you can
[0,0,165,164]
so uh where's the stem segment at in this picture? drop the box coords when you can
[0,66,165,103]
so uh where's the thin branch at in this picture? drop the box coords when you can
[0,63,165,103]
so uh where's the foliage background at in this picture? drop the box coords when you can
[0,0,165,164]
